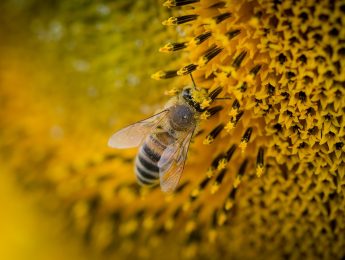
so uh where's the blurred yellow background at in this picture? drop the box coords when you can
[0,1,171,258]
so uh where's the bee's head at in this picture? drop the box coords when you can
[182,87,205,112]
[182,86,223,112]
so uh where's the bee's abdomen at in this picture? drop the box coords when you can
[135,132,174,186]
[135,138,160,186]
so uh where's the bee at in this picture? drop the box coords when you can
[108,80,223,193]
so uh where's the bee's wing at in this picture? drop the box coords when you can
[108,110,168,149]
[158,127,195,193]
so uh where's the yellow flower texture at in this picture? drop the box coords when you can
[0,0,344,259]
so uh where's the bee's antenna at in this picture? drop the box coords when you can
[189,73,199,90]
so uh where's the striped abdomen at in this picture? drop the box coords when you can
[135,132,174,186]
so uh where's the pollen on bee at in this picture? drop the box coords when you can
[151,70,178,80]
[162,15,198,26]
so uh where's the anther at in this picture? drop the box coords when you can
[256,147,264,177]
[159,42,188,52]
[203,124,225,144]
[162,15,198,26]
[225,145,236,161]
[206,106,223,117]
[211,169,227,194]
[224,188,237,211]
[151,70,178,80]
[250,64,262,76]
[239,127,253,152]
[225,111,243,132]
[208,86,223,100]
[213,12,231,24]
[192,31,212,45]
[233,159,248,188]
[198,45,223,66]
[226,29,241,39]
[232,51,247,68]
[177,64,198,75]
[232,99,240,110]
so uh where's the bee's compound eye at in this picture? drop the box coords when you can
[182,88,192,101]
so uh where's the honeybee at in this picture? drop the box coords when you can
[108,84,222,193]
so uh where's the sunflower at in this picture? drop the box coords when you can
[0,0,344,259]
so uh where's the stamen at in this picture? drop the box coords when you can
[225,144,236,161]
[228,100,240,118]
[211,154,225,169]
[207,106,223,117]
[151,70,178,80]
[239,82,247,92]
[224,188,237,211]
[239,127,253,152]
[177,64,198,75]
[208,86,223,100]
[162,15,198,26]
[198,45,223,67]
[163,0,200,8]
[192,31,212,45]
[232,51,247,68]
[225,111,244,132]
[211,169,227,194]
[159,42,188,52]
[233,159,248,188]
[208,2,226,8]
[256,147,265,177]
[175,181,190,193]
[213,12,231,24]
[250,64,262,76]
[226,29,241,39]
[203,124,225,144]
